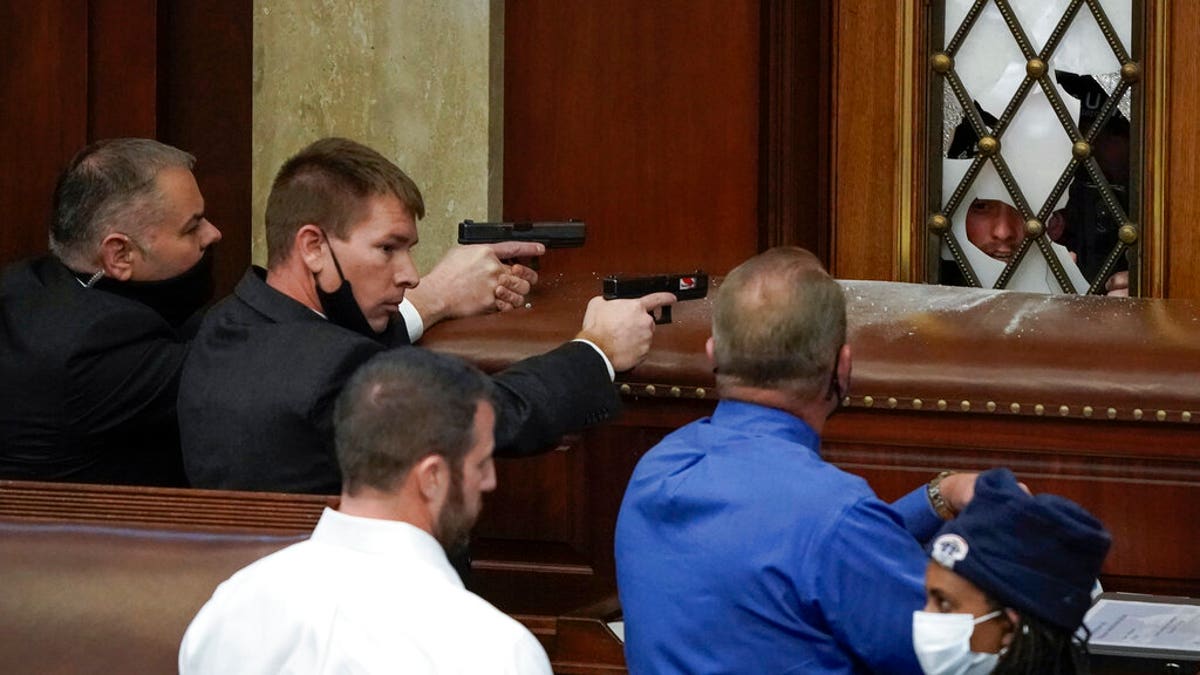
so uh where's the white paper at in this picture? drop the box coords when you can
[1085,599,1200,651]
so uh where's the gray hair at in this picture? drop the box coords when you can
[334,349,494,496]
[712,247,847,399]
[50,138,195,265]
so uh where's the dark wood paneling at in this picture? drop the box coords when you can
[157,0,253,298]
[760,0,830,262]
[0,1,88,265]
[0,480,334,534]
[504,0,760,276]
[0,1,251,299]
[823,409,1200,587]
[1165,1,1200,299]
[88,0,158,139]
[475,437,586,548]
[828,1,903,280]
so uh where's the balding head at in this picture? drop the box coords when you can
[712,247,846,401]
[50,139,196,267]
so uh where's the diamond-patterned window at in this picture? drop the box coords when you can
[928,0,1139,295]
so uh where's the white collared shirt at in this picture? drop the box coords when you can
[180,508,552,675]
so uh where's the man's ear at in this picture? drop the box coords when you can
[836,343,852,399]
[296,224,328,275]
[413,454,449,506]
[705,336,716,369]
[98,233,137,281]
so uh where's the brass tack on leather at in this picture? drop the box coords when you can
[619,384,631,395]
[1157,410,1167,422]
[1184,411,1193,423]
[695,388,706,398]
[937,399,948,411]
[1034,404,1045,416]
[1072,140,1091,159]
[931,52,953,73]
[986,401,996,412]
[1026,58,1047,78]
[960,400,971,412]
[842,396,851,406]
[1010,402,1021,414]
[670,386,682,398]
[913,398,924,410]
[1107,408,1118,419]
[644,385,656,396]
[1121,61,1140,82]
[1025,219,1044,238]
[863,395,875,407]
[1133,408,1144,420]
[1083,406,1094,418]
[1059,405,1070,417]
[887,397,898,409]
[977,136,999,156]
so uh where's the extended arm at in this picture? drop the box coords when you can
[816,498,931,675]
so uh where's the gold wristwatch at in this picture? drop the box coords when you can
[927,470,958,520]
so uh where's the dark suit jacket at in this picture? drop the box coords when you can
[0,256,188,485]
[179,268,619,494]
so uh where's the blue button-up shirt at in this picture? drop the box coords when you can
[615,400,942,674]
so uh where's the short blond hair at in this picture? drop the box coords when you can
[265,137,425,266]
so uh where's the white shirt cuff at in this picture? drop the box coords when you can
[398,299,425,343]
[571,338,616,381]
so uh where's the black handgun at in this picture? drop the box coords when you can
[602,271,709,324]
[457,220,586,248]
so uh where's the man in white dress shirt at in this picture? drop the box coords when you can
[179,348,551,674]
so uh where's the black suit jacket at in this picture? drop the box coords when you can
[0,256,188,485]
[179,268,619,494]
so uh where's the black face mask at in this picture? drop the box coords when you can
[316,232,385,341]
[85,248,216,328]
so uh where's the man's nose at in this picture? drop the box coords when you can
[995,213,1022,243]
[393,255,419,288]
[202,220,222,247]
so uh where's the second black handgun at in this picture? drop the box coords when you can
[602,271,709,324]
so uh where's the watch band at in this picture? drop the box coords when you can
[927,470,958,520]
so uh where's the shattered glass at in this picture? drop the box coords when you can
[933,0,1137,296]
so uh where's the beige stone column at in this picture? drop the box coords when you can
[252,0,503,272]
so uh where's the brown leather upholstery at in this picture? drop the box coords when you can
[844,281,1200,421]
[0,523,301,674]
[422,274,1200,422]
[0,481,329,674]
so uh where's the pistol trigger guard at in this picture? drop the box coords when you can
[652,305,672,325]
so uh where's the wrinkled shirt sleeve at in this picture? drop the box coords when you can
[813,496,930,675]
[890,485,944,543]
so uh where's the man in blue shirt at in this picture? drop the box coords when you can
[615,247,979,674]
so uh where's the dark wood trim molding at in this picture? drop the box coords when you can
[759,0,831,262]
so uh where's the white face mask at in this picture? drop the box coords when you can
[912,609,1003,675]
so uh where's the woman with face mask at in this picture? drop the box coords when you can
[913,468,1111,675]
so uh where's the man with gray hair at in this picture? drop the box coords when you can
[180,348,552,674]
[0,138,222,485]
[615,247,981,674]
